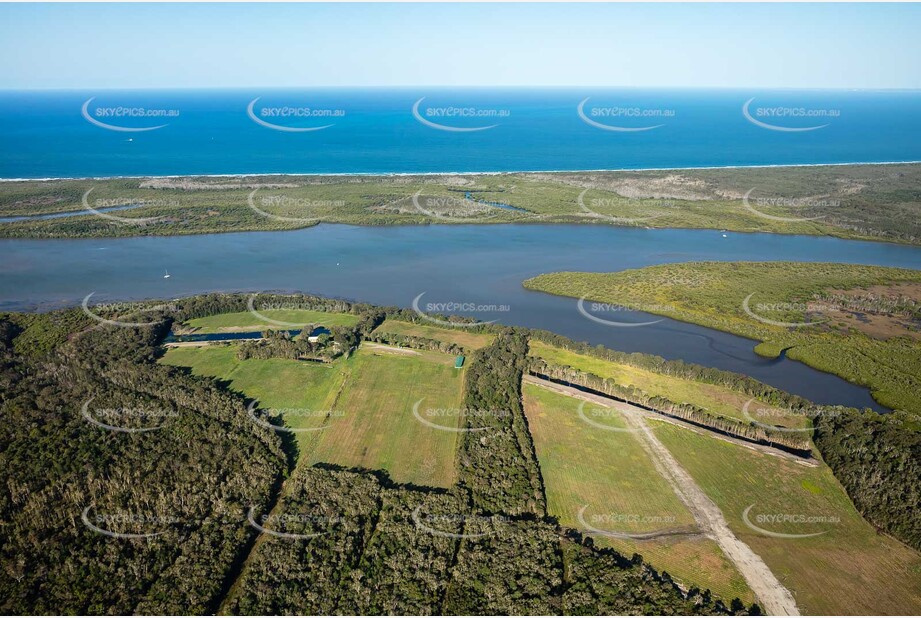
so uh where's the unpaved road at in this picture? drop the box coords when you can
[623,410,800,616]
[361,342,422,356]
[525,376,800,615]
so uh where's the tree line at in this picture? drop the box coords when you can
[529,357,813,454]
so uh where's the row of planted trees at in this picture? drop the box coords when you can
[529,357,813,454]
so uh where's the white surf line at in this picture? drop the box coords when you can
[619,408,800,616]
[7,160,919,183]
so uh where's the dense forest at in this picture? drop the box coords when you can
[813,409,921,552]
[456,331,547,515]
[0,311,286,614]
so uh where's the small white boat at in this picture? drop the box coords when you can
[163,270,171,279]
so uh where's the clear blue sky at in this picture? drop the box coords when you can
[1,2,919,89]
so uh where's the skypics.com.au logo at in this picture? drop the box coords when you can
[742,97,839,132]
[247,97,345,132]
[742,504,840,539]
[576,297,672,328]
[81,398,179,433]
[247,402,344,434]
[247,507,342,540]
[81,295,176,328]
[412,97,509,132]
[246,188,343,224]
[81,97,179,132]
[742,294,841,328]
[577,98,674,132]
[576,401,642,433]
[410,192,502,223]
[576,189,666,224]
[410,191,545,223]
[80,187,173,226]
[742,189,832,223]
[81,506,180,540]
[244,293,343,328]
[411,293,509,328]
[740,399,842,433]
[412,400,511,433]
[576,505,692,541]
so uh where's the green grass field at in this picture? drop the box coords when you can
[183,309,359,333]
[160,344,464,487]
[159,345,349,450]
[522,384,753,603]
[525,263,921,415]
[653,421,921,615]
[160,344,345,421]
[303,347,465,487]
[529,340,808,430]
[372,319,495,350]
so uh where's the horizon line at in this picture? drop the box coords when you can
[3,86,921,92]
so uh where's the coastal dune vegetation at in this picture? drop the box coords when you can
[2,163,920,245]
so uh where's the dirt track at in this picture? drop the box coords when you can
[361,342,422,356]
[525,376,800,615]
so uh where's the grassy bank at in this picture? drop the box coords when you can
[183,308,359,333]
[371,319,495,350]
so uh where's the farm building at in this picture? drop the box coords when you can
[307,326,331,342]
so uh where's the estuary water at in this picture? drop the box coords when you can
[3,224,920,411]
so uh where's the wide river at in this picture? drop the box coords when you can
[4,224,920,411]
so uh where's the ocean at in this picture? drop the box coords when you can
[1,88,919,178]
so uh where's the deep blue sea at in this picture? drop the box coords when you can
[1,89,919,178]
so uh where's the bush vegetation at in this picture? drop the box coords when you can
[0,313,286,614]
[3,163,921,244]
[2,294,863,614]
